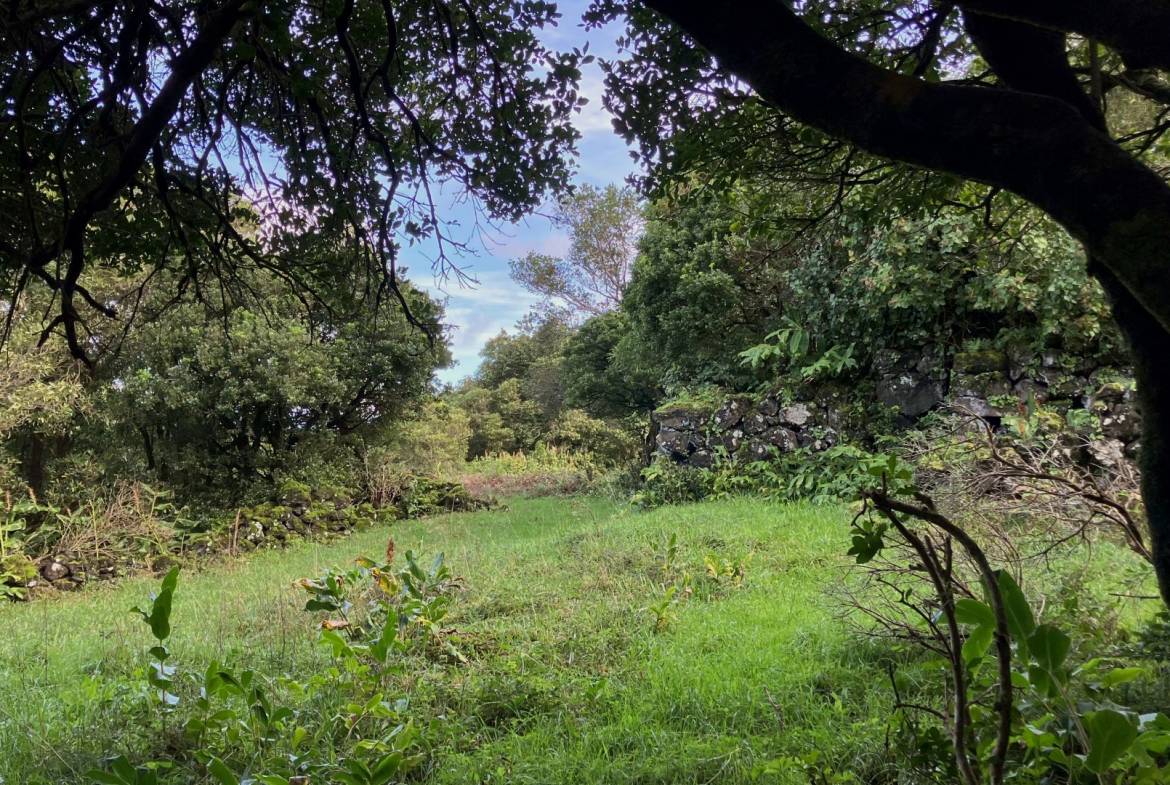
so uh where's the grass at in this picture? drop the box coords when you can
[0,495,904,785]
[3,495,1155,785]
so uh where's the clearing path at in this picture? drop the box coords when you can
[1,496,900,785]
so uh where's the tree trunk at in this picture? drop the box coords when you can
[19,433,47,500]
[1094,261,1170,605]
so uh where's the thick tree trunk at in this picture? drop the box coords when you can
[1094,262,1170,605]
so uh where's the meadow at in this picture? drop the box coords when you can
[0,496,913,785]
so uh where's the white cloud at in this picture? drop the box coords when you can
[572,73,617,136]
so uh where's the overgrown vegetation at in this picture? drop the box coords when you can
[5,1,1170,782]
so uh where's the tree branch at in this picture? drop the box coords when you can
[954,0,1170,71]
[641,0,1170,337]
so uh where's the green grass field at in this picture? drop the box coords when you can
[0,496,916,785]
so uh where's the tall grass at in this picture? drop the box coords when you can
[458,445,599,498]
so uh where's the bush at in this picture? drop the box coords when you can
[546,409,641,467]
[633,445,880,508]
[379,400,472,475]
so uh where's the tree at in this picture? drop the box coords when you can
[2,1,587,361]
[561,310,658,418]
[105,276,448,502]
[619,187,793,389]
[510,184,643,321]
[0,309,88,498]
[594,0,1170,605]
[476,315,573,390]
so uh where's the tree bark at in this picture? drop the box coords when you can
[1093,263,1170,605]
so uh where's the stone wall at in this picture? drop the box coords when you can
[653,394,840,467]
[652,348,1141,470]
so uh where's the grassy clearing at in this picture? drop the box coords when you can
[1,495,905,784]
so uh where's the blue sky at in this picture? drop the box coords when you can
[404,2,636,385]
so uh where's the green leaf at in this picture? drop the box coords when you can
[206,758,240,785]
[147,566,180,641]
[992,571,1034,649]
[110,756,137,783]
[954,598,995,628]
[1102,667,1147,688]
[1028,624,1070,672]
[371,752,404,785]
[1085,709,1138,773]
[962,623,994,665]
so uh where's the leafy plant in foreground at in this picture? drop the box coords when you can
[131,566,180,711]
[855,462,1170,785]
[88,549,464,784]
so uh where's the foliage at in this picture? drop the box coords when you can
[455,379,545,458]
[633,444,881,508]
[475,315,574,392]
[453,310,645,466]
[376,401,472,476]
[3,0,588,361]
[84,549,464,785]
[546,409,640,468]
[852,459,1169,785]
[0,307,91,496]
[561,311,658,419]
[738,319,858,383]
[103,279,448,504]
[614,182,1122,397]
[509,184,643,322]
[619,187,791,390]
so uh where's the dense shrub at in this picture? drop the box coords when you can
[633,445,880,508]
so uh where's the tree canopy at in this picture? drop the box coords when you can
[509,183,643,322]
[2,0,588,360]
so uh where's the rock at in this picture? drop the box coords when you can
[717,430,743,455]
[1012,378,1049,403]
[877,372,945,418]
[40,560,71,582]
[757,397,780,417]
[1045,374,1088,404]
[1085,438,1126,469]
[743,439,772,462]
[1093,381,1129,405]
[713,398,751,429]
[743,411,770,435]
[951,394,1002,419]
[762,427,800,452]
[657,408,700,431]
[780,403,812,428]
[1101,407,1142,443]
[811,428,839,451]
[655,426,696,459]
[953,348,1007,375]
[950,372,1012,400]
[690,450,715,469]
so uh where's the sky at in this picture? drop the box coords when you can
[404,2,637,385]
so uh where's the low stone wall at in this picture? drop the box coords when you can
[652,352,1141,471]
[653,394,839,467]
